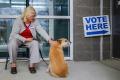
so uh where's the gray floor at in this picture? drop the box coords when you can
[101,59,120,70]
[0,61,120,80]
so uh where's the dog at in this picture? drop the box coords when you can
[47,38,71,77]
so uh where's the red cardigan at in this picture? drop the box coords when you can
[19,24,33,38]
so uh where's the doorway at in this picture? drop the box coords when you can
[112,0,120,59]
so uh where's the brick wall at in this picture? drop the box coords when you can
[73,0,111,61]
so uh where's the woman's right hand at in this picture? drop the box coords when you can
[48,39,56,46]
[26,38,33,42]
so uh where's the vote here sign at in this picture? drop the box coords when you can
[83,15,111,37]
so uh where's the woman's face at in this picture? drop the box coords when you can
[26,11,36,23]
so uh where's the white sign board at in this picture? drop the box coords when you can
[83,15,111,37]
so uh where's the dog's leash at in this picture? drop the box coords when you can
[39,39,54,66]
[39,48,48,66]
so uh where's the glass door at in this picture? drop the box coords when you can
[0,0,26,58]
[0,0,73,60]
[29,0,72,59]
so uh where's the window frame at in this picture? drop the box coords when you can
[0,0,73,60]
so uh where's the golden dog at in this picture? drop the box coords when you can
[47,38,70,77]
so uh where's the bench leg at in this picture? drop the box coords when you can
[5,53,9,70]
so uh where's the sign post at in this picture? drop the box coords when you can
[83,15,111,61]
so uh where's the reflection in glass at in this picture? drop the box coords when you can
[54,0,69,16]
[38,19,49,33]
[0,26,6,45]
[0,18,70,57]
[54,19,70,57]
[0,0,26,15]
[0,0,71,58]
[38,19,70,57]
[29,0,69,16]
[54,19,70,39]
[0,19,13,45]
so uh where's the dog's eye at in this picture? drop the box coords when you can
[65,40,67,42]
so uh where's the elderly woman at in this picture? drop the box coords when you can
[8,6,53,74]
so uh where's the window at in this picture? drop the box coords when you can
[0,0,73,60]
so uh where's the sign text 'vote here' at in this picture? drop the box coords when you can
[83,15,111,37]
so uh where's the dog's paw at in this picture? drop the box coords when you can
[46,68,50,73]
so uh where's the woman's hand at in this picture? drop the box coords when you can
[26,38,33,42]
[48,39,55,45]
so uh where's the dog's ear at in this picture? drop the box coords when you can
[57,39,62,44]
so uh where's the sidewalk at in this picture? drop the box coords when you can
[0,61,120,80]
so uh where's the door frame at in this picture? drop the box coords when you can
[0,0,73,61]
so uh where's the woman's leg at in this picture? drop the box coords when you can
[26,40,40,73]
[8,39,20,64]
[8,38,21,74]
[26,40,40,66]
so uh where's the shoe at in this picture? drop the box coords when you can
[29,67,36,73]
[11,67,17,74]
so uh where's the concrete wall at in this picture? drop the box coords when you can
[73,0,111,61]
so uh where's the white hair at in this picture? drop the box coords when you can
[21,6,36,20]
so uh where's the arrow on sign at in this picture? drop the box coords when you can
[86,30,108,35]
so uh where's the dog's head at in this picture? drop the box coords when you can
[56,38,71,48]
